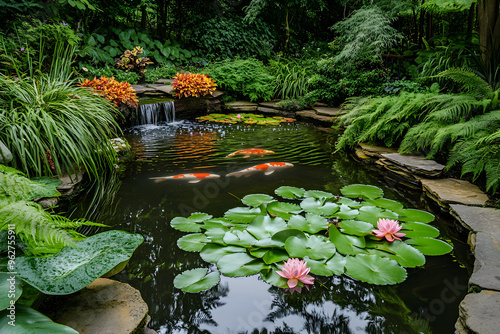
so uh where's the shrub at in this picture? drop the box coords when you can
[79,76,139,108]
[144,64,178,83]
[79,64,141,84]
[268,58,312,100]
[172,73,217,98]
[115,46,153,77]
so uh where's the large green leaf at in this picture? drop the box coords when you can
[267,201,302,220]
[241,194,275,207]
[344,254,407,285]
[366,198,403,211]
[337,197,362,208]
[249,248,289,264]
[170,212,212,232]
[274,186,305,199]
[395,209,434,224]
[366,240,425,268]
[223,230,258,247]
[260,266,289,288]
[0,165,61,201]
[288,214,328,234]
[304,190,334,200]
[217,253,267,277]
[304,255,346,276]
[300,198,339,216]
[16,230,143,295]
[0,304,78,333]
[405,237,452,256]
[246,216,288,240]
[339,220,374,236]
[177,233,210,252]
[285,235,336,260]
[200,244,246,263]
[224,207,261,223]
[0,272,22,311]
[340,184,384,200]
[356,205,399,226]
[401,222,440,238]
[270,229,307,246]
[173,268,220,293]
[336,204,359,219]
[329,225,366,255]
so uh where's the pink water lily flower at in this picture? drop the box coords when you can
[372,218,406,242]
[237,114,242,119]
[276,258,314,294]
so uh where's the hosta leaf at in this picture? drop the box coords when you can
[345,254,407,285]
[304,255,346,276]
[241,194,275,207]
[16,230,143,294]
[288,214,328,234]
[401,222,440,238]
[0,304,78,333]
[285,235,336,260]
[217,253,267,277]
[267,201,302,220]
[200,244,246,263]
[173,268,220,292]
[329,225,367,255]
[304,190,334,199]
[275,186,305,199]
[300,197,339,216]
[340,184,384,200]
[405,237,452,256]
[177,233,209,252]
[246,215,288,240]
[395,209,435,224]
[339,220,374,236]
[366,198,404,211]
[224,207,261,223]
[0,272,22,311]
[223,230,258,247]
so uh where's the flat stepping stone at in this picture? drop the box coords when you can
[131,85,157,94]
[381,153,445,177]
[257,106,280,114]
[420,178,489,207]
[258,101,283,110]
[313,102,328,107]
[296,110,333,123]
[469,232,500,291]
[456,290,500,334]
[225,101,258,112]
[450,204,500,235]
[146,84,175,95]
[313,106,343,116]
[211,90,224,98]
[358,143,398,158]
[156,78,174,84]
[40,278,149,334]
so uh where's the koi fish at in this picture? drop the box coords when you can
[225,149,275,158]
[226,162,293,178]
[150,173,220,183]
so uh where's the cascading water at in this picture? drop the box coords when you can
[137,101,175,125]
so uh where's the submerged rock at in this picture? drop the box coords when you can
[456,290,500,334]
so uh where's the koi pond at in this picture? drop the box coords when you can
[69,118,468,334]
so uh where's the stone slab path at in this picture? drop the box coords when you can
[420,178,490,206]
[381,153,445,177]
[296,110,333,123]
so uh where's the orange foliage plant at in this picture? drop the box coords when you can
[172,73,217,99]
[79,76,139,108]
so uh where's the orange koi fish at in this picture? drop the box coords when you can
[150,173,220,183]
[226,162,293,178]
[225,149,275,158]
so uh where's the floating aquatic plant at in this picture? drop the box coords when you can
[196,113,295,126]
[171,184,453,293]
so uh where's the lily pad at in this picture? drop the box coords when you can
[224,207,261,223]
[288,214,328,234]
[345,254,407,285]
[217,253,267,276]
[0,304,78,333]
[304,255,346,276]
[204,227,229,244]
[223,230,258,247]
[200,244,246,263]
[171,212,212,232]
[366,198,404,211]
[271,229,307,246]
[405,237,452,256]
[356,205,399,226]
[329,225,366,255]
[300,197,339,216]
[366,240,425,268]
[242,194,275,207]
[304,190,334,200]
[337,197,362,208]
[275,186,305,199]
[177,233,210,252]
[401,222,440,238]
[267,201,302,220]
[340,184,384,200]
[336,204,359,220]
[249,248,289,264]
[396,209,435,224]
[173,268,220,292]
[285,235,336,260]
[247,215,288,240]
[260,266,289,288]
[339,220,374,236]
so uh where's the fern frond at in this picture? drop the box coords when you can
[0,164,61,200]
[432,68,493,99]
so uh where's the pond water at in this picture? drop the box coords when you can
[69,119,469,334]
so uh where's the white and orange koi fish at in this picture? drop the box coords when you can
[150,173,220,183]
[225,149,275,158]
[226,162,293,178]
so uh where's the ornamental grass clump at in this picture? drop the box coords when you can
[79,76,139,108]
[172,72,217,98]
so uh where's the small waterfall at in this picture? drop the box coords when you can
[137,101,175,125]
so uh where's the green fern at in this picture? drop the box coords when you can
[0,164,61,200]
[432,68,493,99]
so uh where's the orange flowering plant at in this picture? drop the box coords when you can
[79,76,138,108]
[172,73,217,99]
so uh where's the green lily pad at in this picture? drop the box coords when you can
[224,207,261,223]
[16,230,143,295]
[366,240,425,268]
[247,215,288,240]
[300,197,339,216]
[336,204,359,219]
[204,227,229,244]
[242,194,275,207]
[285,235,336,260]
[249,248,289,264]
[304,255,346,276]
[177,233,210,252]
[396,209,435,224]
[288,214,328,234]
[0,304,78,333]
[260,266,289,288]
[345,254,407,285]
[329,225,367,255]
[337,197,362,208]
[401,222,440,238]
[339,220,375,236]
[304,190,334,199]
[171,212,212,232]
[0,272,22,311]
[203,218,235,229]
[200,244,246,263]
[173,268,220,292]
[356,205,399,226]
[275,186,306,199]
[267,201,302,220]
[217,253,267,277]
[271,229,307,246]
[405,237,453,256]
[223,230,258,247]
[340,184,384,200]
[366,198,404,211]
